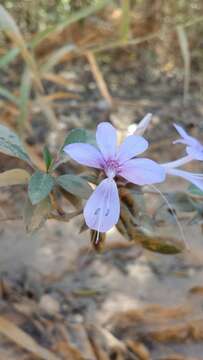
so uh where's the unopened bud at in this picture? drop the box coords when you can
[134,113,152,136]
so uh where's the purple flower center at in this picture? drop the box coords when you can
[104,159,120,179]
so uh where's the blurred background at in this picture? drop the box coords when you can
[0,1,203,359]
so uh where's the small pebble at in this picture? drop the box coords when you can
[39,294,60,315]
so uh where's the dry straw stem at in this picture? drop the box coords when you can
[0,5,57,129]
[86,51,113,107]
[0,5,42,92]
[0,208,82,223]
[0,316,60,360]
[176,25,191,104]
[120,0,131,41]
[31,0,112,47]
[50,208,83,222]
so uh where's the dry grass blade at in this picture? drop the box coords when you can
[50,208,82,222]
[57,323,96,360]
[125,339,150,360]
[0,5,58,129]
[176,25,191,104]
[0,86,19,106]
[89,30,161,53]
[35,94,58,129]
[86,51,113,107]
[120,0,131,41]
[0,47,19,69]
[0,5,42,92]
[40,44,76,73]
[17,67,32,133]
[0,316,60,360]
[43,92,80,102]
[42,73,76,87]
[32,0,112,47]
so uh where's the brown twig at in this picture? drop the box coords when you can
[0,216,22,222]
[49,208,83,222]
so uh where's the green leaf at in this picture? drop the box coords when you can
[57,174,92,199]
[0,124,31,162]
[43,146,53,172]
[24,197,51,234]
[28,171,54,205]
[188,184,203,196]
[61,128,96,153]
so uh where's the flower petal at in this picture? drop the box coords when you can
[96,122,117,160]
[134,113,152,136]
[119,158,166,185]
[174,123,190,139]
[166,168,203,191]
[117,135,148,163]
[173,123,199,147]
[64,143,104,168]
[84,178,120,232]
[162,155,193,169]
[186,146,203,161]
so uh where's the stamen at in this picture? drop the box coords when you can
[105,159,120,179]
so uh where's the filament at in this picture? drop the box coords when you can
[150,184,190,251]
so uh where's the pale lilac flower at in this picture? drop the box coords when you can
[164,167,203,191]
[162,156,203,191]
[64,122,166,232]
[174,123,203,160]
[162,124,203,191]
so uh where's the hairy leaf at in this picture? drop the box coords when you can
[24,197,51,234]
[28,171,54,205]
[61,128,96,153]
[0,124,31,163]
[0,169,30,186]
[57,174,92,199]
